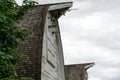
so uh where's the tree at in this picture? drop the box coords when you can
[0,0,38,79]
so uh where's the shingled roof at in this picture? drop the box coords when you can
[17,5,49,80]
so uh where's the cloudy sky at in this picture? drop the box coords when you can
[16,0,120,80]
[58,0,120,80]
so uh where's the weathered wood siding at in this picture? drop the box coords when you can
[41,12,65,80]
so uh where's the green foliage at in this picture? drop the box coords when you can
[0,0,38,79]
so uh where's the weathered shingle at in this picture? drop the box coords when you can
[17,5,49,80]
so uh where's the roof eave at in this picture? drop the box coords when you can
[84,63,95,69]
[48,2,73,11]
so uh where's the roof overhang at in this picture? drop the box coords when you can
[38,2,73,18]
[84,63,95,70]
[49,2,73,18]
[65,62,95,70]
[42,2,73,19]
[48,2,73,11]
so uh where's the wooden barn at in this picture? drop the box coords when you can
[17,2,72,80]
[17,1,95,80]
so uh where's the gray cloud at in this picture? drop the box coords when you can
[59,0,120,80]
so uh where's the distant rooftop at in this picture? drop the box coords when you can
[65,62,95,80]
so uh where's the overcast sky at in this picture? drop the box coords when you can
[59,0,120,80]
[16,0,120,80]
